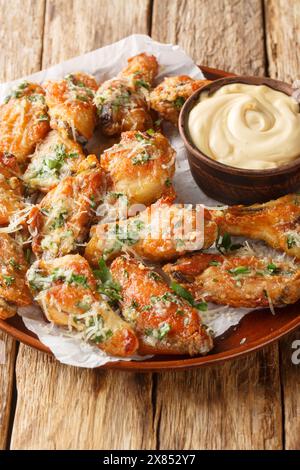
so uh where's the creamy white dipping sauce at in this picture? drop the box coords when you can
[188,83,300,170]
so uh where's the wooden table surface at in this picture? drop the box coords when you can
[0,0,300,450]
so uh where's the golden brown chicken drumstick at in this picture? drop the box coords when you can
[43,72,98,143]
[0,233,32,319]
[110,255,213,356]
[85,196,218,265]
[217,193,300,260]
[94,53,158,136]
[100,130,175,205]
[0,152,25,225]
[150,76,211,125]
[26,255,138,357]
[0,81,50,164]
[163,250,300,309]
[23,130,86,192]
[28,155,106,259]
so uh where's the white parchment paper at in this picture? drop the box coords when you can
[1,34,255,367]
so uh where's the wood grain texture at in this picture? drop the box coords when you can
[0,0,46,81]
[152,0,265,75]
[11,0,155,450]
[10,349,156,449]
[155,347,282,450]
[0,335,16,449]
[265,0,300,450]
[0,0,46,449]
[265,0,300,82]
[42,0,151,67]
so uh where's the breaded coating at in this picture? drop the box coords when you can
[94,53,158,136]
[101,130,175,205]
[0,233,32,319]
[150,76,211,125]
[43,72,98,143]
[28,155,107,259]
[24,130,86,192]
[26,254,139,357]
[111,255,213,356]
[0,81,50,164]
[85,196,218,265]
[164,250,300,309]
[0,152,24,225]
[216,193,300,260]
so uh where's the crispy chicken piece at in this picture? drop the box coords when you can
[85,196,218,265]
[111,255,213,356]
[28,155,107,259]
[101,130,175,205]
[23,130,86,192]
[94,53,158,136]
[0,233,32,319]
[26,255,138,357]
[0,81,50,164]
[43,73,98,143]
[150,76,211,125]
[0,152,24,225]
[164,250,300,308]
[217,194,300,260]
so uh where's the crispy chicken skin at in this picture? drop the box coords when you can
[28,155,107,259]
[163,250,300,308]
[24,130,86,192]
[43,73,98,143]
[0,82,50,164]
[85,196,218,265]
[0,233,32,319]
[0,152,24,225]
[100,130,175,205]
[94,53,158,136]
[150,76,211,125]
[111,256,213,355]
[217,194,300,260]
[119,53,158,91]
[26,255,138,357]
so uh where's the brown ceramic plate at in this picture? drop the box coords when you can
[1,65,300,371]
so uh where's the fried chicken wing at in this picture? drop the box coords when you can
[94,53,158,136]
[85,196,218,265]
[26,254,138,357]
[28,155,106,259]
[43,73,98,143]
[119,53,158,91]
[0,233,32,319]
[218,194,300,259]
[150,76,211,125]
[100,130,175,205]
[163,249,300,308]
[23,130,86,192]
[0,152,24,225]
[0,81,50,164]
[110,255,213,355]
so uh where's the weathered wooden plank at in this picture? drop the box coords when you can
[265,0,300,450]
[151,0,282,450]
[152,0,265,75]
[0,0,46,449]
[0,0,46,81]
[11,0,156,450]
[42,0,151,67]
[10,349,156,449]
[155,347,282,450]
